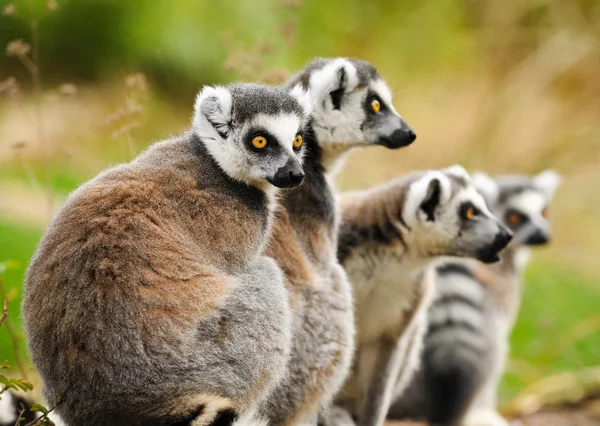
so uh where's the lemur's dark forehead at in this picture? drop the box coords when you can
[284,58,381,91]
[496,176,538,204]
[348,59,380,87]
[229,83,304,123]
[448,174,469,191]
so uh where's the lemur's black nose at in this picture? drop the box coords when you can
[289,170,304,184]
[498,227,513,248]
[268,158,305,189]
[525,229,549,246]
[378,127,417,149]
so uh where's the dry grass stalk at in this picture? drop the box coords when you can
[222,0,302,83]
[0,274,29,381]
[0,299,7,327]
[3,3,16,16]
[503,366,600,417]
[104,73,148,160]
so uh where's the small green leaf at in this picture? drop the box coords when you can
[30,403,49,415]
[0,360,9,370]
[15,379,34,391]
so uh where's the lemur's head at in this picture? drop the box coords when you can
[472,170,561,247]
[286,58,415,162]
[193,83,311,189]
[400,166,512,263]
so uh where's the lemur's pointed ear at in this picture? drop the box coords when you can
[444,165,471,182]
[306,58,359,106]
[533,169,561,198]
[404,172,451,223]
[472,171,499,207]
[420,178,441,222]
[193,86,232,139]
[289,85,315,117]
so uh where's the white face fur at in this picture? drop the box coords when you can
[192,84,309,191]
[288,58,416,167]
[472,170,561,247]
[399,165,512,263]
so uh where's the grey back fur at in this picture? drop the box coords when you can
[22,83,309,426]
[257,57,416,425]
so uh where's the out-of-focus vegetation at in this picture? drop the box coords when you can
[0,0,599,411]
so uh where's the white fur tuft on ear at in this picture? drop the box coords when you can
[532,169,561,198]
[289,85,315,117]
[444,165,471,182]
[472,171,499,206]
[192,85,232,139]
[403,171,452,222]
[306,58,359,103]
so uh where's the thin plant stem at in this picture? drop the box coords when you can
[29,18,52,218]
[126,132,135,160]
[0,299,7,327]
[0,276,29,381]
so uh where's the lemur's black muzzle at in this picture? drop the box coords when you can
[525,229,549,246]
[476,226,513,264]
[268,158,305,189]
[376,118,416,149]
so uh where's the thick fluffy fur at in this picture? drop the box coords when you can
[22,84,308,425]
[388,170,560,426]
[258,58,416,426]
[335,167,512,426]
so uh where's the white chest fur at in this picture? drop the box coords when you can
[347,247,431,345]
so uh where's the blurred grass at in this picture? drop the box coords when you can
[1,0,599,404]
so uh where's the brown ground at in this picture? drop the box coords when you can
[385,410,600,426]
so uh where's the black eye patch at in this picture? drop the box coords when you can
[505,208,529,227]
[365,91,386,114]
[458,202,481,221]
[245,129,280,153]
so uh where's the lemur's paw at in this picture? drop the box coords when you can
[318,406,356,426]
[463,409,510,426]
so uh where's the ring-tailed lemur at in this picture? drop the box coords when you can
[260,58,416,425]
[388,170,561,426]
[334,166,513,426]
[22,83,311,426]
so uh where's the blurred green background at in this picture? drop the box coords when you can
[1,0,599,409]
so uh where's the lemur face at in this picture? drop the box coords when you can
[473,170,561,247]
[286,58,416,153]
[402,166,513,263]
[193,83,311,189]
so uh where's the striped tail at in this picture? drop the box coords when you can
[166,400,268,426]
[390,263,492,426]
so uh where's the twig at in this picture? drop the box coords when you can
[0,275,29,381]
[23,401,61,426]
[29,18,52,218]
[0,299,7,327]
[126,132,135,161]
[16,403,27,426]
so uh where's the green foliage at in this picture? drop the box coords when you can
[0,371,34,395]
[500,261,600,400]
[0,225,41,368]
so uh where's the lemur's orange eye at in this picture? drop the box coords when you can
[541,207,549,218]
[251,136,268,151]
[506,212,522,226]
[465,207,474,220]
[371,99,381,113]
[293,135,303,150]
